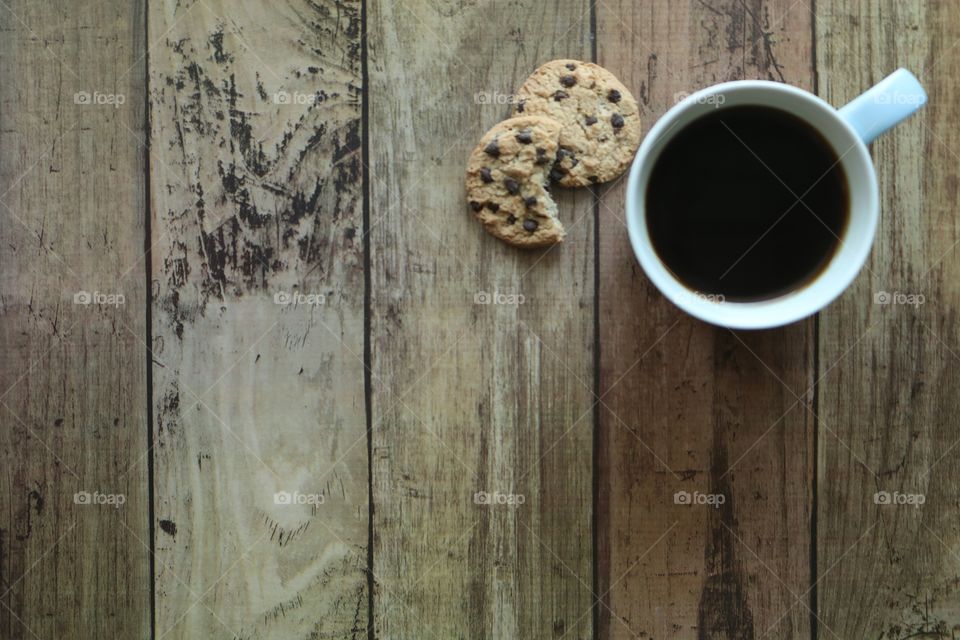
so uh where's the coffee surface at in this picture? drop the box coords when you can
[646,105,849,302]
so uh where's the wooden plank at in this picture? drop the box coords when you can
[148,0,367,637]
[595,1,815,638]
[815,1,960,636]
[368,2,595,637]
[0,1,150,638]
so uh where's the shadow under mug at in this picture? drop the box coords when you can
[625,69,927,329]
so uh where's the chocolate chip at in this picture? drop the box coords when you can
[524,196,537,208]
[549,167,566,182]
[484,140,500,158]
[611,113,625,129]
[589,175,599,184]
[585,115,598,126]
[523,219,539,232]
[553,90,568,101]
[507,214,517,224]
[515,129,533,144]
[534,147,549,165]
[608,89,622,103]
[556,147,576,167]
[480,167,493,183]
[487,202,500,212]
[470,201,483,212]
[556,155,579,169]
[517,100,525,113]
[560,75,576,88]
[565,63,577,71]
[504,178,520,195]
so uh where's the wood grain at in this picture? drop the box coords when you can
[815,1,960,636]
[0,1,150,638]
[367,1,596,637]
[148,0,367,637]
[595,1,815,637]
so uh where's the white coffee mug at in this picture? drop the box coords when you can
[625,69,927,329]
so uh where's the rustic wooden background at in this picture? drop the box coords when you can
[0,0,957,638]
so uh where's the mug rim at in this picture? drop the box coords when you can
[625,80,880,329]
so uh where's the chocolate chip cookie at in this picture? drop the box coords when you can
[466,115,566,248]
[514,59,641,187]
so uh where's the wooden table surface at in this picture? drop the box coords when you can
[1,1,957,638]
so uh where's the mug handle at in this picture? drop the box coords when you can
[837,68,927,144]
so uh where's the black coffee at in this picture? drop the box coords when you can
[646,105,849,302]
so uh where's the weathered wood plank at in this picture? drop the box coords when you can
[815,1,960,636]
[368,1,595,637]
[148,0,367,637]
[595,1,815,637]
[0,1,150,638]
